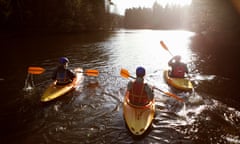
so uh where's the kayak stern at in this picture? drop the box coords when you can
[164,70,193,91]
[123,92,155,135]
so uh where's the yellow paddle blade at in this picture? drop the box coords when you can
[85,69,99,76]
[28,67,45,74]
[120,68,130,79]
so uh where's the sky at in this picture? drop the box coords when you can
[110,0,192,15]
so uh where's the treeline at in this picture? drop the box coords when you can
[124,2,191,29]
[0,0,121,33]
[0,0,239,33]
[124,0,240,32]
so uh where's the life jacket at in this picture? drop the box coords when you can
[56,70,71,85]
[129,81,149,106]
[171,64,186,78]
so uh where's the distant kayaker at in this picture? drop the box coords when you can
[168,55,189,78]
[127,66,154,106]
[52,57,76,85]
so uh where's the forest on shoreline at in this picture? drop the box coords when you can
[0,0,239,33]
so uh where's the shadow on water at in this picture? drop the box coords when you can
[190,32,240,110]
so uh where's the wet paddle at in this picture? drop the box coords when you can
[28,67,99,76]
[120,68,184,102]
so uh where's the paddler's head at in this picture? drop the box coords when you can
[174,55,181,62]
[136,66,145,78]
[59,57,69,68]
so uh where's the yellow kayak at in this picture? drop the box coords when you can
[164,70,193,91]
[41,68,84,102]
[123,91,155,135]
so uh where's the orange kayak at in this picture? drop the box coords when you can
[123,91,155,135]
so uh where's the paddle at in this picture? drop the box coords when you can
[160,40,174,56]
[120,68,184,102]
[27,67,99,76]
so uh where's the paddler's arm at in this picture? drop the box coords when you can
[52,69,57,80]
[127,81,133,91]
[144,84,154,100]
[69,69,77,86]
[168,57,175,66]
[185,63,189,74]
[68,69,76,81]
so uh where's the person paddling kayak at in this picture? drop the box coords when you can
[127,66,154,106]
[52,57,76,85]
[168,55,189,78]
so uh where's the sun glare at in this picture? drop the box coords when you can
[111,0,192,15]
[158,0,192,7]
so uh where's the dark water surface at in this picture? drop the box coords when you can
[0,30,239,144]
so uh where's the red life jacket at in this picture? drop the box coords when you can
[172,64,186,78]
[129,81,149,106]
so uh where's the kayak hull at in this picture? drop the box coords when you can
[41,68,84,102]
[123,91,155,135]
[164,70,193,91]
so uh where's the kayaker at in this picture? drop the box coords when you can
[168,55,189,78]
[127,66,154,106]
[52,57,76,85]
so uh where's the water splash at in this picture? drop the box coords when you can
[23,73,35,92]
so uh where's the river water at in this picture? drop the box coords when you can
[0,30,239,144]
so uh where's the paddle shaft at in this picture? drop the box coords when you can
[153,87,184,102]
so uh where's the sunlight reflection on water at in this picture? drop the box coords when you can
[13,29,240,144]
[108,29,195,74]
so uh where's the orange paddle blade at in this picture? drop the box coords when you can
[160,40,169,51]
[28,67,45,74]
[160,40,174,56]
[85,69,99,76]
[120,68,130,79]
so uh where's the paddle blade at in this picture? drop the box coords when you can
[120,68,130,79]
[160,40,169,51]
[160,40,174,56]
[28,67,45,74]
[85,69,99,76]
